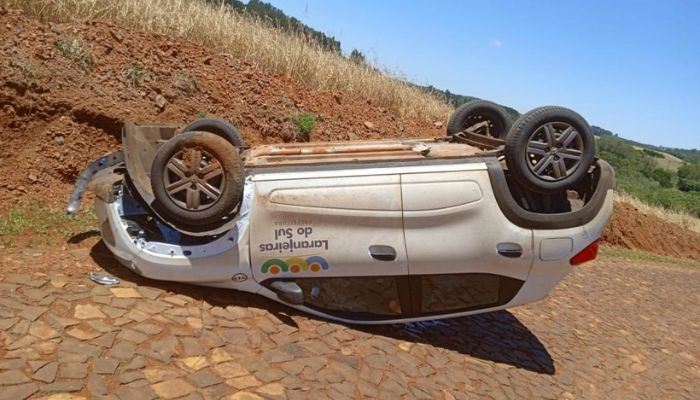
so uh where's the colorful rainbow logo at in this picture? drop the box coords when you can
[261,256,329,274]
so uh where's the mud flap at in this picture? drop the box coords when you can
[66,152,125,215]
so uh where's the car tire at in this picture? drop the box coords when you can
[150,131,244,226]
[446,100,512,138]
[505,106,595,193]
[181,118,246,149]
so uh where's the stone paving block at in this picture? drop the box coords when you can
[180,337,207,356]
[73,304,106,319]
[92,332,116,348]
[10,318,30,334]
[0,358,26,370]
[176,356,210,372]
[27,360,48,373]
[101,305,127,319]
[213,362,250,379]
[131,322,163,335]
[111,298,137,309]
[32,361,58,383]
[137,286,163,300]
[107,341,137,361]
[151,378,196,399]
[144,367,182,384]
[19,305,48,321]
[117,328,149,344]
[120,356,146,371]
[116,386,157,400]
[93,358,120,374]
[0,382,37,400]
[228,391,263,400]
[227,375,262,390]
[6,335,36,350]
[87,372,109,397]
[66,326,102,341]
[40,380,83,392]
[0,317,18,330]
[86,320,117,333]
[0,369,31,385]
[28,321,59,339]
[59,362,88,379]
[117,371,145,384]
[187,369,223,388]
[110,287,142,298]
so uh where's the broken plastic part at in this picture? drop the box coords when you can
[88,272,120,286]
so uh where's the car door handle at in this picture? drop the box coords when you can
[497,243,523,258]
[369,245,397,261]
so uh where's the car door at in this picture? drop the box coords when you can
[250,171,410,319]
[401,168,534,316]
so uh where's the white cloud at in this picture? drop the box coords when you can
[489,38,502,47]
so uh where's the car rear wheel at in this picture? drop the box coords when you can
[181,118,246,149]
[446,100,512,138]
[505,106,595,193]
[151,131,244,226]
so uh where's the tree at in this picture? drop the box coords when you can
[650,168,673,188]
[349,49,366,65]
[677,163,700,192]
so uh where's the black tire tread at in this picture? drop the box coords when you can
[182,118,246,149]
[446,100,512,138]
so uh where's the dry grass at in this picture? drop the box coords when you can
[1,0,453,120]
[616,191,700,234]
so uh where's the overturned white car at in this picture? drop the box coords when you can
[67,102,614,324]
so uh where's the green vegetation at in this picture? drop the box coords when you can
[0,204,97,247]
[122,63,150,87]
[195,111,208,119]
[677,163,700,192]
[597,135,700,217]
[294,113,317,140]
[600,245,700,270]
[55,36,94,69]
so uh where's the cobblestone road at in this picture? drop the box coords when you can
[0,244,698,399]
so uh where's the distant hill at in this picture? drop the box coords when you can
[417,84,520,120]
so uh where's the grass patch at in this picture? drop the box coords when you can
[600,245,700,269]
[294,112,317,140]
[2,0,451,119]
[0,204,97,247]
[122,63,150,87]
[55,36,94,69]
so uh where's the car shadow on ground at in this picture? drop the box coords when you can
[87,240,554,375]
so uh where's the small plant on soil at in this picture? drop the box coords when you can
[172,72,198,94]
[122,63,150,87]
[195,111,208,119]
[55,36,94,69]
[294,112,317,140]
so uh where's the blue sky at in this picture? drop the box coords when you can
[267,0,700,149]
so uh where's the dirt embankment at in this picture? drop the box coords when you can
[0,8,697,261]
[602,202,700,261]
[0,9,439,211]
